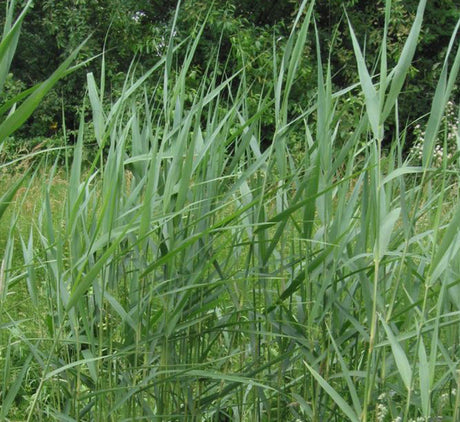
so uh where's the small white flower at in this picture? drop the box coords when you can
[132,10,146,22]
[377,403,388,422]
[378,392,387,400]
[441,391,450,404]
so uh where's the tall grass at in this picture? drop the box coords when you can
[1,0,460,420]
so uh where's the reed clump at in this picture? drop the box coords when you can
[1,0,459,420]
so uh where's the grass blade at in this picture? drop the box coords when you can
[303,360,360,422]
[347,15,381,139]
[382,0,427,119]
[380,316,412,391]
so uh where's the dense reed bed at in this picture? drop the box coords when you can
[1,0,459,420]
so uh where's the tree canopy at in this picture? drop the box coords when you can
[1,0,458,140]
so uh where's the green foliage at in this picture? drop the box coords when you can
[0,0,83,161]
[0,2,84,414]
[2,0,457,146]
[315,0,459,133]
[2,0,168,138]
[1,1,460,421]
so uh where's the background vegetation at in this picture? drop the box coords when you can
[1,0,458,143]
[1,0,460,421]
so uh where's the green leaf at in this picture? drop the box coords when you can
[418,337,430,417]
[303,360,360,422]
[66,224,131,311]
[381,167,424,185]
[87,72,105,146]
[430,201,460,282]
[0,0,33,93]
[0,354,32,419]
[382,0,427,119]
[327,325,363,416]
[375,207,400,260]
[0,168,30,221]
[380,316,412,390]
[44,355,107,381]
[0,38,87,142]
[347,16,381,139]
[422,20,460,166]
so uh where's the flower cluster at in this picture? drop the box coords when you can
[410,100,459,167]
[131,10,146,22]
[376,391,395,422]
[375,388,455,421]
[377,402,389,421]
